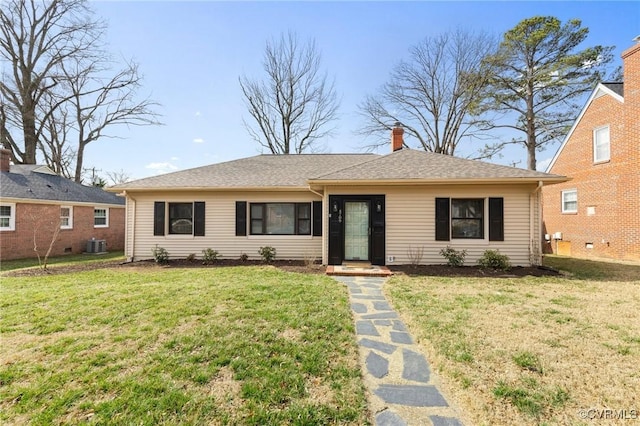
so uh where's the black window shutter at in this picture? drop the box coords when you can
[235,201,247,236]
[312,201,322,236]
[489,197,504,241]
[435,198,450,241]
[194,202,205,236]
[153,202,165,236]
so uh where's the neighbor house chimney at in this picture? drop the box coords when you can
[0,149,11,172]
[391,122,404,152]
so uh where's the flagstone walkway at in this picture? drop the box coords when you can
[332,275,464,426]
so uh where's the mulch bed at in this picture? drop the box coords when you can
[4,258,559,278]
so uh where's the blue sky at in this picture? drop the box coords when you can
[87,1,639,180]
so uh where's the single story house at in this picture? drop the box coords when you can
[108,127,568,267]
[0,149,125,261]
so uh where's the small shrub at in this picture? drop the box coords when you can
[478,249,511,271]
[258,246,276,263]
[407,245,424,266]
[439,246,467,267]
[239,253,249,262]
[303,252,318,267]
[152,245,169,265]
[202,248,220,265]
[186,253,196,262]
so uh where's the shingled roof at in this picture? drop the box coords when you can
[109,150,566,192]
[109,154,376,190]
[1,165,125,205]
[602,82,623,97]
[310,149,566,183]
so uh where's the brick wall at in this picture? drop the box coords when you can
[542,43,640,261]
[0,203,125,261]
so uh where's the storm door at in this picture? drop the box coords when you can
[344,201,370,261]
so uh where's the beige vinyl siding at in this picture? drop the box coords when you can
[129,191,322,261]
[323,184,538,266]
[125,195,136,258]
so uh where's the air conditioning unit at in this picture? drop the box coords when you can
[86,239,106,253]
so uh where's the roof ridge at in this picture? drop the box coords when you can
[311,152,384,179]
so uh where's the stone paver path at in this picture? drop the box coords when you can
[332,276,464,426]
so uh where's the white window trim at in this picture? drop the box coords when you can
[450,198,488,243]
[561,189,578,214]
[0,203,16,231]
[60,206,73,229]
[94,207,109,228]
[593,125,610,163]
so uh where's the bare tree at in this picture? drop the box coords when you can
[28,209,62,271]
[479,16,613,170]
[1,0,161,179]
[60,58,161,181]
[239,31,339,154]
[358,29,498,157]
[0,0,102,164]
[105,168,131,186]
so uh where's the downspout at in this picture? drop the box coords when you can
[123,191,136,262]
[307,186,323,198]
[530,181,543,265]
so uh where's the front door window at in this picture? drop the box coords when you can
[344,201,369,260]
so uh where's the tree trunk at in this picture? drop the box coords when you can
[21,101,38,164]
[74,142,85,182]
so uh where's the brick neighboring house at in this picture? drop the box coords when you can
[542,39,640,261]
[0,149,125,261]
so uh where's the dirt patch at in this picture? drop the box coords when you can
[3,258,558,278]
[390,264,560,278]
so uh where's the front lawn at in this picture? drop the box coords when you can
[386,256,640,425]
[0,266,368,425]
[0,251,126,272]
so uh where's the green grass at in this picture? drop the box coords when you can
[0,251,125,272]
[386,256,640,426]
[543,255,640,281]
[0,266,368,425]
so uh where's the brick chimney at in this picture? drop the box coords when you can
[391,122,404,152]
[0,149,11,172]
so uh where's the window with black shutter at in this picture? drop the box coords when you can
[435,197,504,241]
[194,202,205,236]
[435,198,450,241]
[312,201,322,236]
[154,201,165,236]
[488,197,504,241]
[154,201,205,236]
[235,201,247,236]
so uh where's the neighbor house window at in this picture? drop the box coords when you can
[451,199,484,239]
[593,125,610,163]
[435,197,503,242]
[561,190,577,213]
[250,203,311,235]
[94,208,109,227]
[153,201,205,237]
[0,204,16,231]
[60,206,73,229]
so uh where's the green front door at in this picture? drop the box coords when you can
[344,201,369,261]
